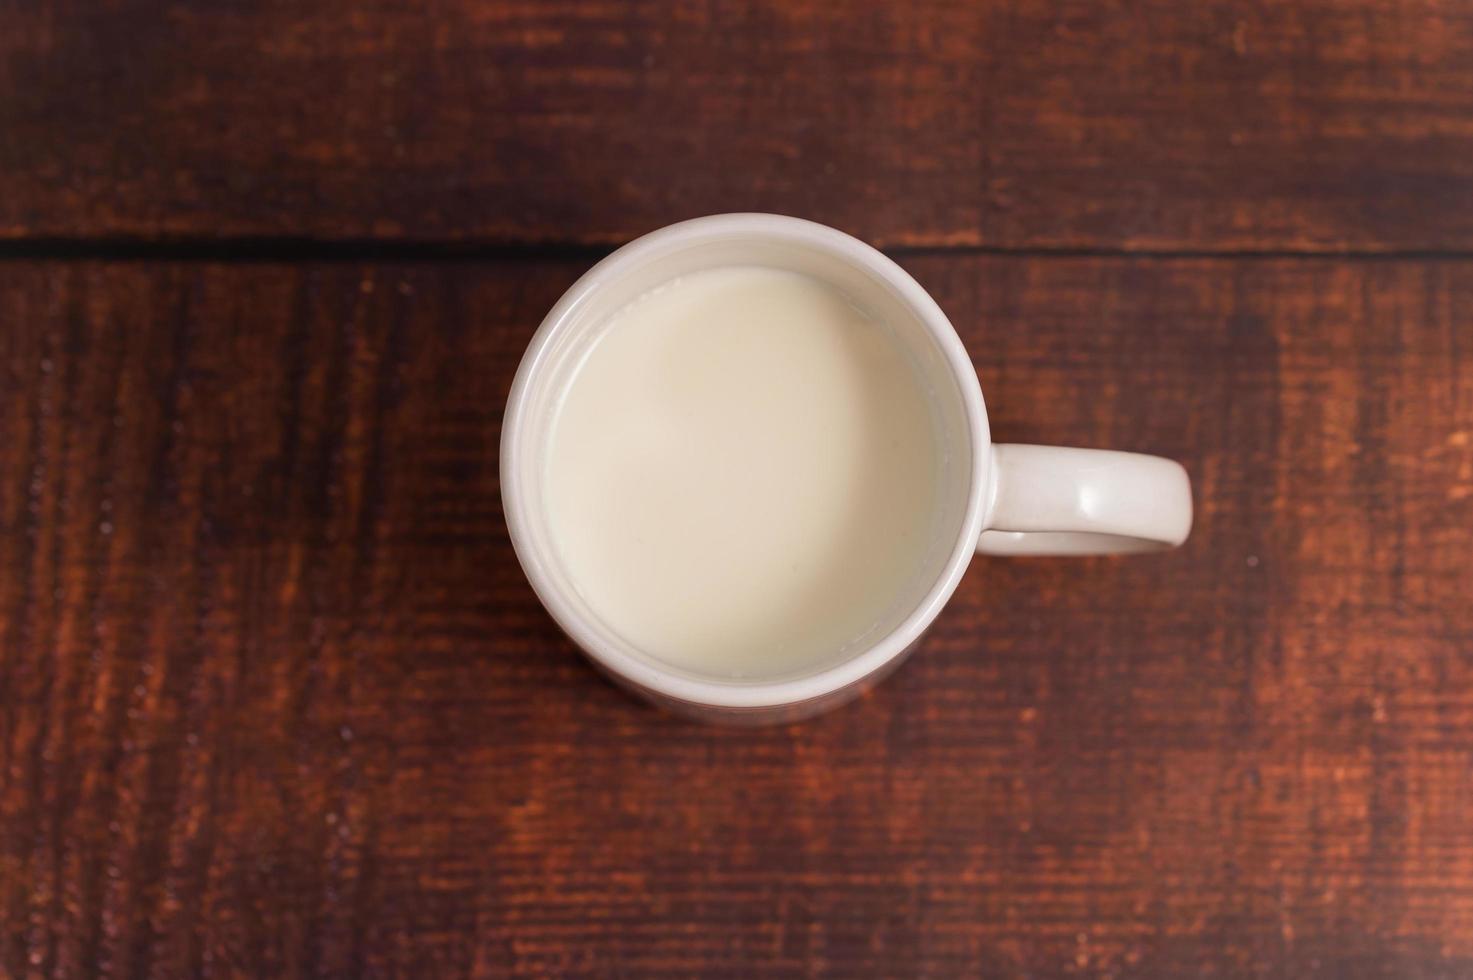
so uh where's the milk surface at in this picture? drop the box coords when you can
[546,266,938,676]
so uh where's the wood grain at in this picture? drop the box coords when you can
[3,0,1473,249]
[2,256,1470,977]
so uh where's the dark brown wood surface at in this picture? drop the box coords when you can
[3,0,1473,249]
[3,258,1471,977]
[5,0,1473,976]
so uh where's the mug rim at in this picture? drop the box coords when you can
[501,213,991,708]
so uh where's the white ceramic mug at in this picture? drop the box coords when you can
[502,214,1191,723]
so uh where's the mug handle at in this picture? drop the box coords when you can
[977,445,1193,556]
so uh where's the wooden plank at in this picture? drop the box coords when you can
[3,1,1473,249]
[1,255,1471,977]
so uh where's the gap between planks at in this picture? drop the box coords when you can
[2,236,1473,264]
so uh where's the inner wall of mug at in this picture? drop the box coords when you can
[514,234,975,685]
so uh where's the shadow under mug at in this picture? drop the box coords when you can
[501,214,1192,724]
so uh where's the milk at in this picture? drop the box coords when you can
[546,266,939,677]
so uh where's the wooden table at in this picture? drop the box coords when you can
[3,2,1471,976]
